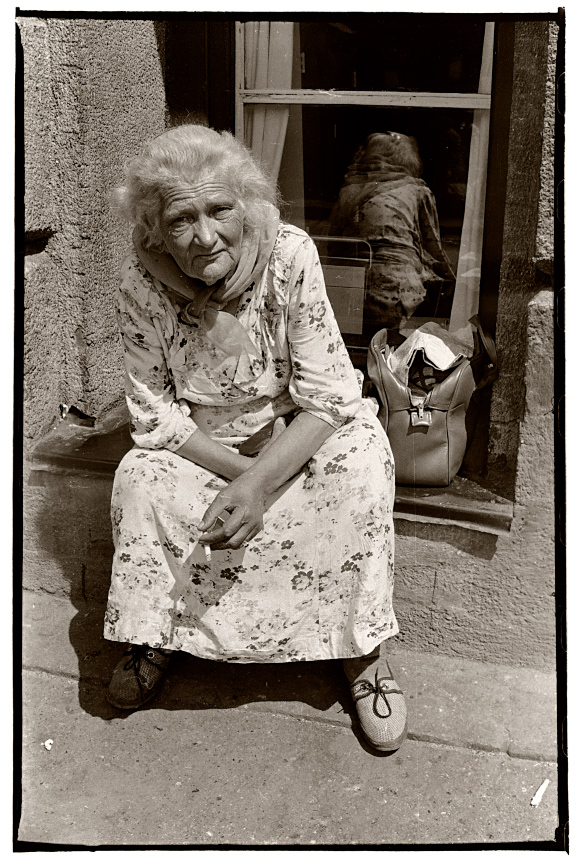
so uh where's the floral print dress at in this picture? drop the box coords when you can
[104,224,398,662]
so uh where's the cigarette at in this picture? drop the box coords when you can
[530,779,550,807]
[204,544,211,562]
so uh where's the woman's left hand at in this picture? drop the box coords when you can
[198,474,268,550]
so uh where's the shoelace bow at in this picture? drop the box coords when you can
[122,646,170,691]
[351,667,404,718]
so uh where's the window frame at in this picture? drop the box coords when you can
[232,20,505,483]
[234,21,495,336]
[234,21,493,133]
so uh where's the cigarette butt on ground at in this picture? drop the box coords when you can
[530,779,550,807]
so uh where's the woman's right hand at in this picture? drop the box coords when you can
[198,472,268,550]
[197,418,287,549]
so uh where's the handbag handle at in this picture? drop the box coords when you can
[469,315,498,390]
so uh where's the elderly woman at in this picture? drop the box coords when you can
[330,131,455,330]
[105,124,406,753]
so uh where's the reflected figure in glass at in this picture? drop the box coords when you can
[330,132,455,333]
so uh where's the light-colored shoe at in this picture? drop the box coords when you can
[343,653,408,752]
[107,644,172,710]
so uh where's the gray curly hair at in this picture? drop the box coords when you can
[112,124,279,249]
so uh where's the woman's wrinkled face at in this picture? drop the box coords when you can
[160,179,244,285]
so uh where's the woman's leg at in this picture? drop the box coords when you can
[107,644,173,710]
[104,446,218,708]
[313,407,407,751]
[343,639,408,752]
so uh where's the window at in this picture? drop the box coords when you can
[235,19,495,363]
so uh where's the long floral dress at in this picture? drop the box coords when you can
[103,224,398,662]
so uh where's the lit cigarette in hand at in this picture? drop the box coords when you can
[200,514,226,562]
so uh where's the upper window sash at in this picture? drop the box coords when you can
[234,22,492,138]
[240,90,491,107]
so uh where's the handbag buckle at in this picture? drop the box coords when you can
[409,395,432,427]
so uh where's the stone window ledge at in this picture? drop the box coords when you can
[30,416,514,537]
[394,476,513,536]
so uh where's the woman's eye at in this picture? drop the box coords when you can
[213,206,233,217]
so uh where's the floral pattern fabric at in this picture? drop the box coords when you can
[104,224,398,662]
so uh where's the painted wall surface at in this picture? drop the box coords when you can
[22,17,167,451]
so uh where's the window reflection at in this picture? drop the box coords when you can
[242,18,492,348]
[272,106,474,342]
[329,131,454,333]
[298,19,486,93]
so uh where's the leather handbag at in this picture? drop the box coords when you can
[367,317,497,487]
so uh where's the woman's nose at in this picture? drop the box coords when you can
[193,215,217,248]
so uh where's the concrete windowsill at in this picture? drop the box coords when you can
[31,417,514,536]
[394,476,513,535]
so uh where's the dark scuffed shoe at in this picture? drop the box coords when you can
[107,644,173,710]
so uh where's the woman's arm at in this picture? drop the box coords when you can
[117,255,200,452]
[198,411,334,548]
[199,234,361,549]
[120,254,255,478]
[175,430,254,481]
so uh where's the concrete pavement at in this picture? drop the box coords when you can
[18,591,561,847]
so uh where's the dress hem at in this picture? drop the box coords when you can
[103,624,400,664]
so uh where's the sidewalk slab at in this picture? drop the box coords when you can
[22,590,558,763]
[19,668,558,846]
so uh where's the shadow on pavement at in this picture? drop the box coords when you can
[74,648,398,758]
[68,602,362,733]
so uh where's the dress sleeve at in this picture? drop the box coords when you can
[116,254,198,450]
[286,236,362,428]
[419,188,455,280]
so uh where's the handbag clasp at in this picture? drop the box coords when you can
[409,394,432,427]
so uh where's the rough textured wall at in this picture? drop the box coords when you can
[488,21,556,485]
[23,18,85,447]
[22,18,167,451]
[393,505,555,671]
[535,21,558,264]
[514,291,555,506]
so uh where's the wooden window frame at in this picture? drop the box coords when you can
[233,20,496,341]
[234,21,492,139]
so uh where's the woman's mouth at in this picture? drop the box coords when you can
[199,250,224,260]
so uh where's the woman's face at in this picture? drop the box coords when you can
[160,179,244,285]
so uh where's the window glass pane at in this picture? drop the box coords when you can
[264,105,474,343]
[296,19,486,93]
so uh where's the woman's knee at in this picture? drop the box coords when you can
[310,414,394,490]
[322,412,389,458]
[113,447,175,500]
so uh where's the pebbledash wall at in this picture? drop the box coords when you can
[21,17,559,671]
[21,17,166,447]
